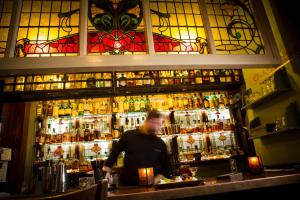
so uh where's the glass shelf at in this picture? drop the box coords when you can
[249,126,300,139]
[242,88,290,110]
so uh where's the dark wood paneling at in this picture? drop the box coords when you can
[0,102,31,194]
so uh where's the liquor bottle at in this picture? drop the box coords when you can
[174,71,182,84]
[78,100,84,116]
[58,101,65,117]
[83,99,90,115]
[129,96,134,112]
[53,101,59,117]
[118,74,127,87]
[41,102,48,117]
[204,96,209,109]
[71,100,78,116]
[112,99,119,113]
[145,96,151,111]
[36,101,43,118]
[117,98,124,113]
[167,95,174,109]
[220,69,226,83]
[47,101,53,117]
[160,71,168,85]
[225,70,232,82]
[135,72,143,86]
[64,101,72,116]
[140,96,146,112]
[103,73,112,87]
[209,70,215,83]
[218,93,224,108]
[123,97,129,112]
[143,71,151,86]
[134,97,140,112]
[202,70,210,83]
[168,71,174,85]
[189,70,195,84]
[233,70,240,82]
[195,70,203,84]
[214,70,220,83]
[182,70,189,84]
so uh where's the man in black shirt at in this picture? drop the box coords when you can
[103,110,172,185]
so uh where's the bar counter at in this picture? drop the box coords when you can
[107,172,300,200]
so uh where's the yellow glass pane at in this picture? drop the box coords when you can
[19,13,30,26]
[219,29,229,40]
[42,1,51,12]
[191,3,200,14]
[170,27,180,39]
[177,14,187,26]
[211,28,220,40]
[27,28,38,40]
[70,14,79,26]
[194,16,203,26]
[61,1,70,12]
[175,3,184,13]
[166,3,175,13]
[3,1,13,11]
[22,1,32,12]
[48,28,59,40]
[0,13,11,26]
[40,13,50,26]
[216,16,226,27]
[30,13,40,26]
[32,1,42,12]
[185,15,195,26]
[169,16,178,26]
[72,1,80,10]
[17,28,28,40]
[38,28,49,41]
[183,3,192,14]
[50,14,60,26]
[52,1,62,12]
[0,29,8,41]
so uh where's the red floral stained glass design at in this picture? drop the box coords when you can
[16,30,200,57]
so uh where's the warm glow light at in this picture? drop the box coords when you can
[138,167,154,185]
[248,156,264,175]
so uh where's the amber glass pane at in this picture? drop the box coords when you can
[0,0,13,57]
[205,0,264,54]
[87,0,146,55]
[150,0,207,54]
[16,0,80,57]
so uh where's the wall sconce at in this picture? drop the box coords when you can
[138,167,154,186]
[248,156,264,175]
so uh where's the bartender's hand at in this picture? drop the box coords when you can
[154,174,164,184]
[102,166,112,179]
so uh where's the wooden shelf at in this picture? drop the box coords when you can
[242,88,290,110]
[0,82,242,102]
[249,126,300,139]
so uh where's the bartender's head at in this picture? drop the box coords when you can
[144,109,163,135]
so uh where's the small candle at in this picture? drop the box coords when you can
[138,167,154,185]
[248,156,264,174]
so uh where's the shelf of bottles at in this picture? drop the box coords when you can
[34,90,238,171]
[1,69,241,93]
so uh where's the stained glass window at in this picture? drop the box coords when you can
[16,0,80,57]
[205,0,265,54]
[0,0,13,57]
[87,0,147,55]
[150,0,208,54]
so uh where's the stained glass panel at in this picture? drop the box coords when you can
[87,0,146,55]
[205,0,265,54]
[16,0,80,57]
[0,0,13,57]
[150,0,208,54]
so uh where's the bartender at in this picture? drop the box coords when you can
[102,110,172,185]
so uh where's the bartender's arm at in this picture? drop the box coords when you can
[102,133,126,177]
[155,140,172,183]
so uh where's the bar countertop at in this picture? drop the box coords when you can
[107,172,300,200]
